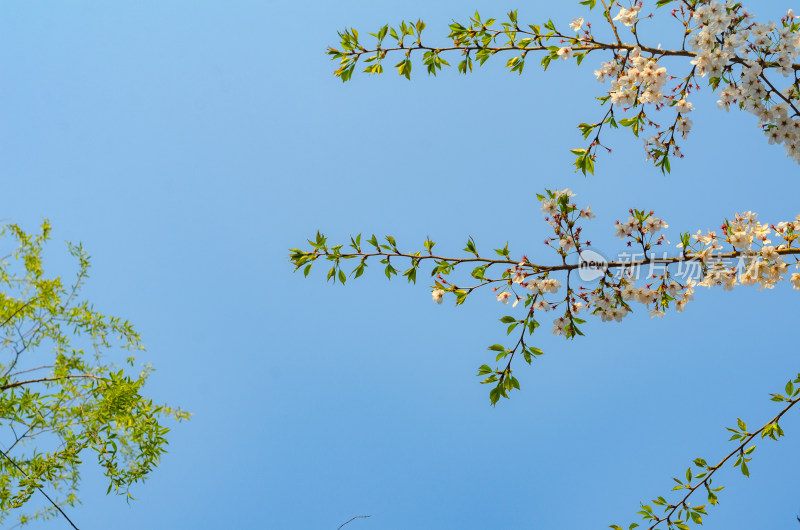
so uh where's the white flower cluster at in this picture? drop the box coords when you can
[552,315,570,335]
[688,2,749,77]
[689,210,800,291]
[589,291,630,322]
[613,5,641,27]
[539,188,594,258]
[582,1,800,164]
[614,214,668,239]
[539,188,576,219]
[428,193,800,345]
[508,260,564,301]
[524,277,562,296]
[687,2,800,162]
[493,269,563,309]
[600,47,669,107]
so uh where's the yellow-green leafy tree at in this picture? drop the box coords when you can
[0,222,188,526]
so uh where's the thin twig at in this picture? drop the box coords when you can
[0,447,79,529]
[337,515,371,529]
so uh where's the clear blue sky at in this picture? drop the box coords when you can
[2,1,799,528]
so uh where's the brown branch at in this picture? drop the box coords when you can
[299,247,800,275]
[759,72,800,117]
[336,37,800,72]
[600,0,623,46]
[0,375,102,392]
[336,42,698,61]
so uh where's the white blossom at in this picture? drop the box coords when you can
[432,289,444,304]
[569,17,584,32]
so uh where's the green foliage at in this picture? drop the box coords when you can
[0,222,188,524]
[610,373,800,530]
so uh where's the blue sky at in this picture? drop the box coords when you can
[2,0,799,528]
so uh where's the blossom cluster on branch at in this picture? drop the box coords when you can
[290,189,800,527]
[290,189,800,406]
[328,0,800,172]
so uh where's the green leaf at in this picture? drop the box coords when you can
[660,154,671,174]
[708,490,718,504]
[477,364,493,375]
[463,236,478,255]
[523,350,532,364]
[402,266,417,283]
[489,386,501,405]
[353,262,366,278]
[528,346,544,356]
[455,290,468,305]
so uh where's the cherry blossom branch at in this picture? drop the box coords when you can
[291,244,800,278]
[291,188,800,404]
[329,3,800,170]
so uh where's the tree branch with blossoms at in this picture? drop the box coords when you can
[290,189,800,405]
[329,1,800,172]
[290,187,800,526]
